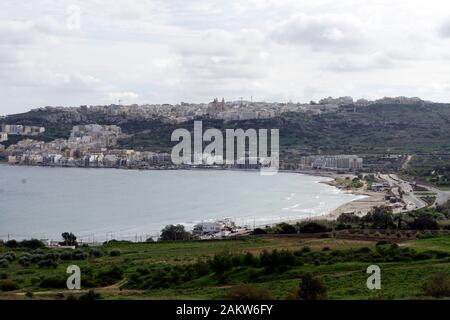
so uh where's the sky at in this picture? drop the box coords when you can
[2,0,450,115]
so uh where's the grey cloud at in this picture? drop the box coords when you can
[325,52,396,72]
[270,13,364,51]
[439,20,450,38]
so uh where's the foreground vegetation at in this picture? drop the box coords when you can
[1,232,449,300]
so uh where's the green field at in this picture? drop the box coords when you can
[0,235,449,300]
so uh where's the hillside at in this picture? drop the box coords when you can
[2,102,450,155]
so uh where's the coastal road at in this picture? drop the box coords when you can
[414,183,450,207]
[378,174,427,210]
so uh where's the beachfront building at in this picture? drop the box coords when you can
[299,155,363,171]
[0,132,7,142]
[193,222,222,236]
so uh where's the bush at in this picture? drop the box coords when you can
[4,240,18,248]
[297,274,327,300]
[60,251,73,261]
[252,228,267,235]
[96,266,123,286]
[194,259,210,276]
[337,212,360,224]
[410,214,439,230]
[300,246,311,254]
[109,249,121,257]
[275,223,297,234]
[78,289,101,300]
[422,273,450,298]
[159,224,192,241]
[89,249,103,258]
[0,259,9,268]
[20,239,45,250]
[0,279,18,291]
[37,259,58,268]
[298,222,331,234]
[211,252,233,274]
[2,252,16,262]
[18,254,31,266]
[72,251,88,260]
[39,276,67,289]
[225,284,272,300]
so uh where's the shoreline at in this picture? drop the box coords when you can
[0,164,382,239]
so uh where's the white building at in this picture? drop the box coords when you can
[0,132,7,142]
[193,222,222,236]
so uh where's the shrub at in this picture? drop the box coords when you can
[0,259,9,268]
[20,239,45,250]
[159,224,192,241]
[4,240,18,248]
[60,251,73,261]
[410,214,439,230]
[275,223,297,234]
[89,249,103,258]
[194,259,210,276]
[243,252,258,267]
[252,228,267,235]
[72,251,88,260]
[39,276,67,289]
[301,247,311,253]
[0,279,18,291]
[78,290,101,300]
[2,252,16,262]
[211,252,233,274]
[298,222,331,234]
[297,274,327,300]
[225,284,272,300]
[337,212,360,224]
[422,273,450,298]
[109,249,121,257]
[37,259,58,268]
[96,266,123,286]
[30,254,44,263]
[18,255,31,267]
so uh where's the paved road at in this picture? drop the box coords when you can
[378,174,427,211]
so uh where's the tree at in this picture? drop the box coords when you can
[159,224,192,241]
[410,214,439,230]
[20,239,45,250]
[298,222,331,233]
[60,232,78,246]
[276,223,297,234]
[252,228,267,235]
[362,206,394,229]
[297,274,327,300]
[337,212,360,224]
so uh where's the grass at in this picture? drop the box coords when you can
[0,235,449,300]
[404,233,450,253]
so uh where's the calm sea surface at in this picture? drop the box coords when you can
[0,164,363,242]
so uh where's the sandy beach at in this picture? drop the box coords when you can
[314,172,388,221]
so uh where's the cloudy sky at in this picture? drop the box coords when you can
[2,0,450,115]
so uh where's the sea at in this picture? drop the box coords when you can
[0,164,364,242]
